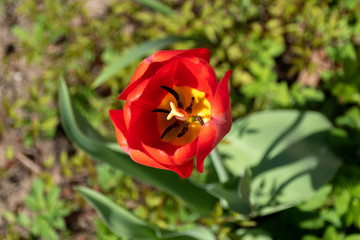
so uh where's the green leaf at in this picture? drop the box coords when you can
[160,227,216,240]
[345,234,360,240]
[25,179,46,211]
[217,110,341,216]
[17,213,31,229]
[206,177,252,216]
[92,36,197,88]
[78,187,216,240]
[32,215,58,240]
[134,0,175,16]
[298,185,332,211]
[209,148,229,183]
[59,78,217,216]
[46,186,61,212]
[77,187,158,239]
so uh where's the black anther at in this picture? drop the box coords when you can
[161,122,179,139]
[177,123,189,138]
[160,86,180,101]
[152,108,170,113]
[186,97,194,113]
[160,86,183,108]
[197,116,204,126]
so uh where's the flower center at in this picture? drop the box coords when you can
[152,86,211,146]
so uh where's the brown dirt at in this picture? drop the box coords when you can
[0,0,111,238]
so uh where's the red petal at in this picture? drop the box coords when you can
[179,48,210,63]
[196,70,232,173]
[167,160,194,178]
[109,109,129,153]
[129,58,152,83]
[129,148,169,170]
[142,143,172,165]
[196,123,217,173]
[211,70,232,120]
[175,58,218,96]
[131,146,194,178]
[173,140,197,165]
[126,103,160,149]
[120,49,210,101]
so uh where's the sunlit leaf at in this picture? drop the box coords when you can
[160,226,216,240]
[77,187,158,239]
[217,110,342,216]
[78,187,216,239]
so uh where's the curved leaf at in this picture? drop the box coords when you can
[78,187,216,240]
[217,110,342,216]
[160,227,216,240]
[77,187,158,239]
[59,79,217,216]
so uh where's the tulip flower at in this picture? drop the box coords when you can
[109,48,232,178]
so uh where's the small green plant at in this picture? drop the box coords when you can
[5,179,71,240]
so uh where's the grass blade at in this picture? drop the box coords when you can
[134,0,175,16]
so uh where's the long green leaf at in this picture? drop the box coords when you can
[160,227,216,240]
[77,187,158,239]
[217,110,342,216]
[134,0,175,16]
[78,187,216,239]
[92,36,196,88]
[59,79,217,216]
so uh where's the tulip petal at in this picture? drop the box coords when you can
[129,148,169,170]
[179,48,210,63]
[173,140,198,165]
[109,109,129,153]
[196,70,232,173]
[133,144,194,178]
[195,123,217,173]
[210,70,232,120]
[167,160,194,178]
[176,59,218,96]
[151,48,210,63]
[142,142,172,165]
[120,49,210,101]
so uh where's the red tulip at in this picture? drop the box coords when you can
[109,48,232,178]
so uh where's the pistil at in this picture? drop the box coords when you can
[167,102,189,121]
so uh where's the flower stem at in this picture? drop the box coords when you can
[210,148,229,183]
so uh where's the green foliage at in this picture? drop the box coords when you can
[215,110,341,216]
[77,187,216,240]
[3,179,72,240]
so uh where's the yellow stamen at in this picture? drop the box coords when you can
[167,102,189,121]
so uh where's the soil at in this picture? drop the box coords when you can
[0,1,110,238]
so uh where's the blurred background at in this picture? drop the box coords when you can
[1,0,360,239]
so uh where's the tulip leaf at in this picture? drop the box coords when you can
[206,176,253,216]
[134,0,175,16]
[217,110,342,216]
[209,149,230,183]
[77,187,216,239]
[76,187,158,239]
[59,78,217,216]
[159,227,216,240]
[92,36,197,88]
